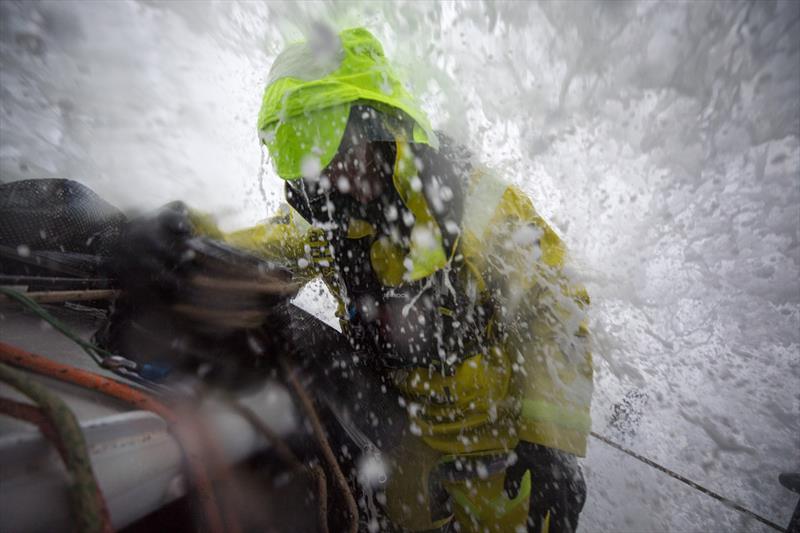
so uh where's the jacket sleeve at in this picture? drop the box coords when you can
[223,203,325,285]
[468,184,593,457]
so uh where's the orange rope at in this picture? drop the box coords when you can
[0,341,226,533]
[221,393,331,533]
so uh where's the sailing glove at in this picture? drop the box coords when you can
[98,201,300,385]
[504,441,587,533]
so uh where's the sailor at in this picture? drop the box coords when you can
[224,27,593,533]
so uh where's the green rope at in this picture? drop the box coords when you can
[0,286,111,364]
[0,363,110,533]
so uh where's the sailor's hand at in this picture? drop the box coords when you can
[113,202,298,334]
[114,201,196,294]
[504,441,587,533]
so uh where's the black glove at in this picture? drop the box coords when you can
[504,441,587,533]
[112,200,196,295]
[98,202,299,385]
[111,201,298,332]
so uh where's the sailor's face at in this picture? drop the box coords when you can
[295,112,400,228]
[327,138,389,205]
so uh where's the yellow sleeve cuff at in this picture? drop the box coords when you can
[517,399,591,457]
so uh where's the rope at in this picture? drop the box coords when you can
[309,464,331,533]
[220,393,302,469]
[181,388,246,533]
[0,286,108,365]
[590,431,785,532]
[0,286,171,393]
[0,396,67,457]
[0,289,118,304]
[0,285,325,531]
[0,341,227,533]
[4,287,781,531]
[281,358,359,533]
[221,394,331,533]
[0,364,113,533]
[0,275,115,290]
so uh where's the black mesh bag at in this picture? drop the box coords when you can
[0,178,126,276]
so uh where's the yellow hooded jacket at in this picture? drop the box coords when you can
[225,159,593,459]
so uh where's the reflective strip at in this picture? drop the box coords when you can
[462,167,509,239]
[521,399,591,434]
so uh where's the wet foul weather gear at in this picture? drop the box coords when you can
[231,26,593,531]
[225,142,592,530]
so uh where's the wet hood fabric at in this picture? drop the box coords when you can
[258,27,438,180]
